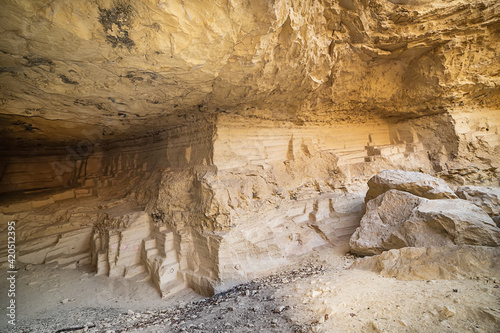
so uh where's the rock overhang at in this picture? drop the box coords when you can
[1,0,498,150]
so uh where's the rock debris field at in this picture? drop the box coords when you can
[5,245,499,333]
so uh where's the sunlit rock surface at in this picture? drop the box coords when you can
[0,0,499,296]
[352,245,500,280]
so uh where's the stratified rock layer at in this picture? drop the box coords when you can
[0,0,498,156]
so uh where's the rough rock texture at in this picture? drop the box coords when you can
[365,169,458,201]
[456,186,500,226]
[352,245,500,280]
[350,189,500,255]
[0,0,498,163]
[1,0,500,298]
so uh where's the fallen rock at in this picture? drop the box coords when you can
[365,170,458,202]
[350,190,500,255]
[456,186,500,225]
[350,190,423,255]
[351,246,500,280]
[411,198,500,247]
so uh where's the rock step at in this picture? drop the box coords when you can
[149,252,177,268]
[289,214,310,224]
[162,250,178,266]
[159,263,180,283]
[336,149,367,157]
[366,144,407,156]
[160,279,186,298]
[143,238,157,250]
[147,248,159,258]
[315,216,360,228]
[44,251,90,266]
[124,263,146,278]
[155,231,175,255]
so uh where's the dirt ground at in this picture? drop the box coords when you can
[1,244,499,333]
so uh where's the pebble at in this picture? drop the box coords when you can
[273,305,287,313]
[440,306,456,319]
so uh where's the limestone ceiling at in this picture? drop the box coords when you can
[0,0,498,148]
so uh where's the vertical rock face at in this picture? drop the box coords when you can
[1,0,499,296]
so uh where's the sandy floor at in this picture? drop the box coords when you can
[1,245,499,332]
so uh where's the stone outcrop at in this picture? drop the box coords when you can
[350,189,500,255]
[351,246,500,280]
[1,0,500,298]
[365,169,458,201]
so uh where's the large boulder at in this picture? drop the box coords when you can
[456,186,500,226]
[365,169,457,202]
[349,189,500,256]
[351,246,500,280]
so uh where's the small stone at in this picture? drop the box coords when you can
[370,321,382,332]
[127,310,135,315]
[61,299,70,304]
[440,306,456,319]
[273,306,286,314]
